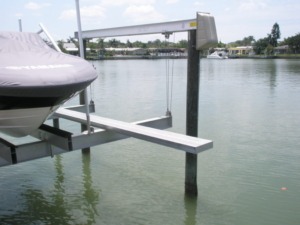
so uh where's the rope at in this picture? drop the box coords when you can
[164,32,175,116]
[166,50,170,113]
[169,33,175,113]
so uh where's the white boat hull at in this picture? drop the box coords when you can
[207,55,227,59]
[0,106,58,137]
[207,51,228,59]
[0,31,97,138]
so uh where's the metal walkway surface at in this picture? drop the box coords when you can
[55,108,213,154]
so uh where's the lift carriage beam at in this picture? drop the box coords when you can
[74,12,218,50]
[75,19,196,39]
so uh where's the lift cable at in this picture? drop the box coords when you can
[163,32,174,116]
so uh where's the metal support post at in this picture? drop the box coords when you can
[75,0,91,153]
[185,30,200,196]
[18,19,22,32]
[53,118,60,128]
[80,40,90,153]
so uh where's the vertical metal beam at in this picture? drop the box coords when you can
[53,118,60,129]
[185,29,200,196]
[79,39,88,117]
[79,39,91,154]
[75,0,85,59]
[18,19,22,32]
[75,0,91,153]
[80,40,90,153]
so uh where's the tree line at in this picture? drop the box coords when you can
[219,23,300,55]
[58,38,188,52]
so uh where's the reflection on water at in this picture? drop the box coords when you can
[0,154,100,225]
[266,60,277,88]
[81,152,100,224]
[184,195,197,225]
[0,155,73,224]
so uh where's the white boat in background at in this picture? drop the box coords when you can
[207,51,228,59]
[0,31,97,137]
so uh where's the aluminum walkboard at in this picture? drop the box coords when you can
[54,108,212,154]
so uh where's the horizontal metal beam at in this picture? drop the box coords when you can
[54,108,212,154]
[32,115,172,151]
[74,12,218,50]
[75,19,196,39]
[0,140,66,167]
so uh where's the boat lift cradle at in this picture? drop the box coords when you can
[0,12,217,167]
[0,104,212,166]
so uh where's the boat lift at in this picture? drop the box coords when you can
[0,11,217,196]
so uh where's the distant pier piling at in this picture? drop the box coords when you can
[185,30,200,196]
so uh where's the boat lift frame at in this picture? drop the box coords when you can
[0,103,211,165]
[0,11,217,196]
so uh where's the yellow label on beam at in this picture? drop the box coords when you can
[189,21,197,27]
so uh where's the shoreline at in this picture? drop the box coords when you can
[86,55,187,60]
[228,55,300,59]
[86,55,300,60]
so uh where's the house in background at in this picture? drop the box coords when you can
[274,45,289,54]
[228,46,254,56]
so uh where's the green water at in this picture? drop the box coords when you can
[0,59,299,225]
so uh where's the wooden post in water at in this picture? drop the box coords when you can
[185,29,200,196]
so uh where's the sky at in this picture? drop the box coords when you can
[1,0,300,44]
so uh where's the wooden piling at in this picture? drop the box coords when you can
[185,29,200,196]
